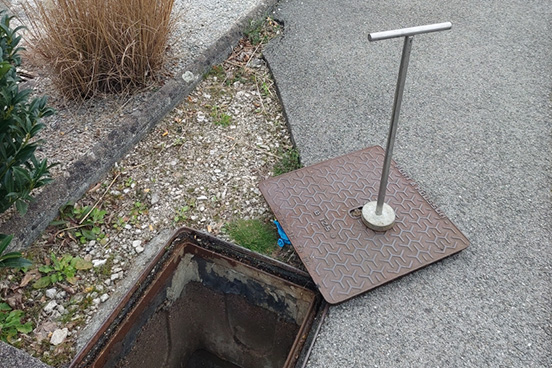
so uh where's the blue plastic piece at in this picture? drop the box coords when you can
[274,220,291,247]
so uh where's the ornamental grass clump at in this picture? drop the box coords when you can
[24,0,175,99]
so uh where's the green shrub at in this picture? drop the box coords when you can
[0,10,54,268]
[0,11,55,216]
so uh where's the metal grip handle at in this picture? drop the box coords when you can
[368,22,452,42]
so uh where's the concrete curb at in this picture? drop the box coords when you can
[0,341,51,368]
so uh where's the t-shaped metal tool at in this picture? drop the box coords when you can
[361,22,452,231]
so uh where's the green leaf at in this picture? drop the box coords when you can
[14,200,28,215]
[0,256,32,269]
[32,276,51,289]
[0,302,11,311]
[0,234,13,255]
[49,219,67,227]
[38,265,53,273]
[16,321,32,334]
[0,61,11,79]
[66,276,77,285]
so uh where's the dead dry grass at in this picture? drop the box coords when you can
[22,0,175,99]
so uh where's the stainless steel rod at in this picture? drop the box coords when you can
[369,22,451,42]
[375,36,413,215]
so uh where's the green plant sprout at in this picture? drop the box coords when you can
[33,253,93,289]
[173,205,189,224]
[0,302,32,343]
[52,204,107,244]
[210,105,232,126]
[129,201,148,225]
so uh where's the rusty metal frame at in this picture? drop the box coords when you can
[70,227,324,368]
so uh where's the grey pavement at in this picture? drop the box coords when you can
[265,0,551,367]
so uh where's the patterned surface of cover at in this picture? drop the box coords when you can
[259,146,469,304]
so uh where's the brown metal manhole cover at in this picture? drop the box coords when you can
[259,146,469,304]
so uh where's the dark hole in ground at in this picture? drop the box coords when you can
[72,228,322,368]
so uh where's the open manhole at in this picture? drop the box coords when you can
[71,228,324,368]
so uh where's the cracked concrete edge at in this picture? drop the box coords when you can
[0,341,51,368]
[0,0,279,251]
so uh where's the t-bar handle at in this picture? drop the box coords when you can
[368,22,452,41]
[361,22,452,232]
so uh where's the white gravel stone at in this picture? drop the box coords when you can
[100,293,109,303]
[136,246,145,254]
[92,259,107,267]
[110,273,120,281]
[132,240,141,248]
[44,300,58,314]
[50,328,68,346]
[45,288,57,299]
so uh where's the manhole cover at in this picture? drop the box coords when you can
[259,146,469,304]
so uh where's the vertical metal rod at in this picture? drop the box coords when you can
[375,36,413,215]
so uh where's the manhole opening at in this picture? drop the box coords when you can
[72,228,323,368]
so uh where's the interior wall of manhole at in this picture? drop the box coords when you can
[104,250,316,368]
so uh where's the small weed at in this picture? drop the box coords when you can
[94,255,114,277]
[244,17,281,45]
[173,205,189,224]
[273,148,302,176]
[210,105,232,127]
[261,81,272,97]
[40,341,73,366]
[53,203,107,244]
[112,216,127,231]
[0,302,33,343]
[33,253,92,289]
[129,201,149,225]
[224,219,278,254]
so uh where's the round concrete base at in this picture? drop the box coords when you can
[361,202,396,232]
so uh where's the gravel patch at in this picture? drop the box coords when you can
[0,5,298,366]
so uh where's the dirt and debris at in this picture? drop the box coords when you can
[0,18,303,366]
